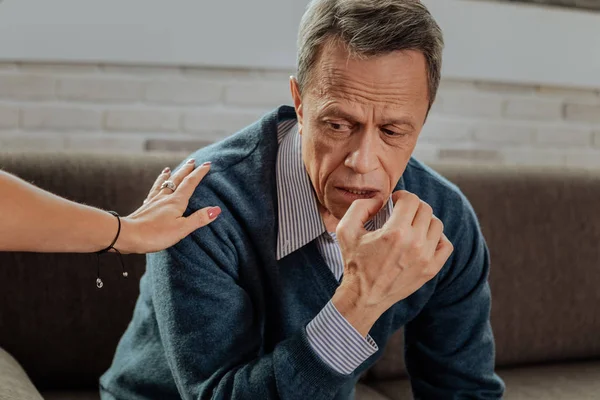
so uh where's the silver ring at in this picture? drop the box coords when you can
[160,180,177,192]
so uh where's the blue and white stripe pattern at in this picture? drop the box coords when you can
[275,120,393,375]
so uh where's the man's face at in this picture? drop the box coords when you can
[291,41,430,222]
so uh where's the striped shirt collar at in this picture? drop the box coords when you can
[276,122,394,260]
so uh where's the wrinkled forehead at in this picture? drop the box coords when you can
[306,41,430,120]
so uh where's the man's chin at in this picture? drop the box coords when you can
[330,206,350,222]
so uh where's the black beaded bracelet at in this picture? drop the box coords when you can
[95,211,128,289]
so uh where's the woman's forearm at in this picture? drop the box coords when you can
[0,171,120,253]
[0,161,220,255]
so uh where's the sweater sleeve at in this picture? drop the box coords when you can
[147,223,352,400]
[404,201,505,399]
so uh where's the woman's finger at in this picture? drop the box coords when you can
[183,206,222,235]
[145,167,171,203]
[159,159,196,195]
[176,162,212,199]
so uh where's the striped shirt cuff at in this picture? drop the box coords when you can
[306,301,379,375]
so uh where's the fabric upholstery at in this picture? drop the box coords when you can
[0,347,43,400]
[40,386,394,400]
[451,166,600,367]
[372,361,600,400]
[354,383,392,400]
[42,391,101,400]
[499,361,600,400]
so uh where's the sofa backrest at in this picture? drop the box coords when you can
[1,153,600,388]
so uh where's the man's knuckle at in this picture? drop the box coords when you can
[382,229,402,243]
[406,192,420,203]
[420,201,433,215]
[447,241,455,253]
[431,221,444,236]
[411,248,428,263]
[335,223,347,238]
[422,268,437,280]
[409,238,424,252]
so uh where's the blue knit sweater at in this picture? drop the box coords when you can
[100,106,504,399]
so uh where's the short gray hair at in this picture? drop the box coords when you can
[297,0,444,108]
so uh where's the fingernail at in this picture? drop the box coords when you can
[187,158,196,165]
[208,206,221,219]
[162,167,170,173]
[201,161,212,167]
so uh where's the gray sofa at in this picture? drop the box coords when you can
[1,151,599,400]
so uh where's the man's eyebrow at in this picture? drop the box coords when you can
[320,106,357,122]
[381,118,416,130]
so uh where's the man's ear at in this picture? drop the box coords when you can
[289,76,304,135]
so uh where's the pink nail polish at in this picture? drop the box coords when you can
[187,158,196,165]
[208,206,221,219]
[202,161,212,167]
[163,167,170,173]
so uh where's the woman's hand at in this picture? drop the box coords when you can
[115,159,221,254]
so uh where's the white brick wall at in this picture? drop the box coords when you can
[565,103,600,124]
[504,98,563,121]
[104,109,180,133]
[145,81,222,105]
[22,106,102,131]
[0,61,599,169]
[57,78,144,102]
[0,106,19,130]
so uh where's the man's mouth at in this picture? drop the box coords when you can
[337,187,378,199]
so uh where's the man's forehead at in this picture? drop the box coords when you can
[310,68,427,115]
[311,47,427,94]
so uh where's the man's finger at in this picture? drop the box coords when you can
[386,190,421,229]
[176,162,212,200]
[412,200,434,237]
[425,216,444,256]
[433,234,454,266]
[183,206,221,234]
[146,167,171,202]
[336,197,383,242]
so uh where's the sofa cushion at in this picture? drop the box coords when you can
[355,383,393,400]
[499,361,600,400]
[42,385,393,400]
[0,347,43,400]
[369,378,413,400]
[372,361,600,400]
[367,329,407,380]
[42,391,100,400]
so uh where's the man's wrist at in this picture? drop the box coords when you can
[331,284,382,337]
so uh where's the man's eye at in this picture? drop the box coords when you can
[382,128,407,137]
[328,122,351,132]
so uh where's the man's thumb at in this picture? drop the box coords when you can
[336,198,384,242]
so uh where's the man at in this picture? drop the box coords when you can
[101,0,505,398]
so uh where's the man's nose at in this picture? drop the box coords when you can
[344,129,379,175]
